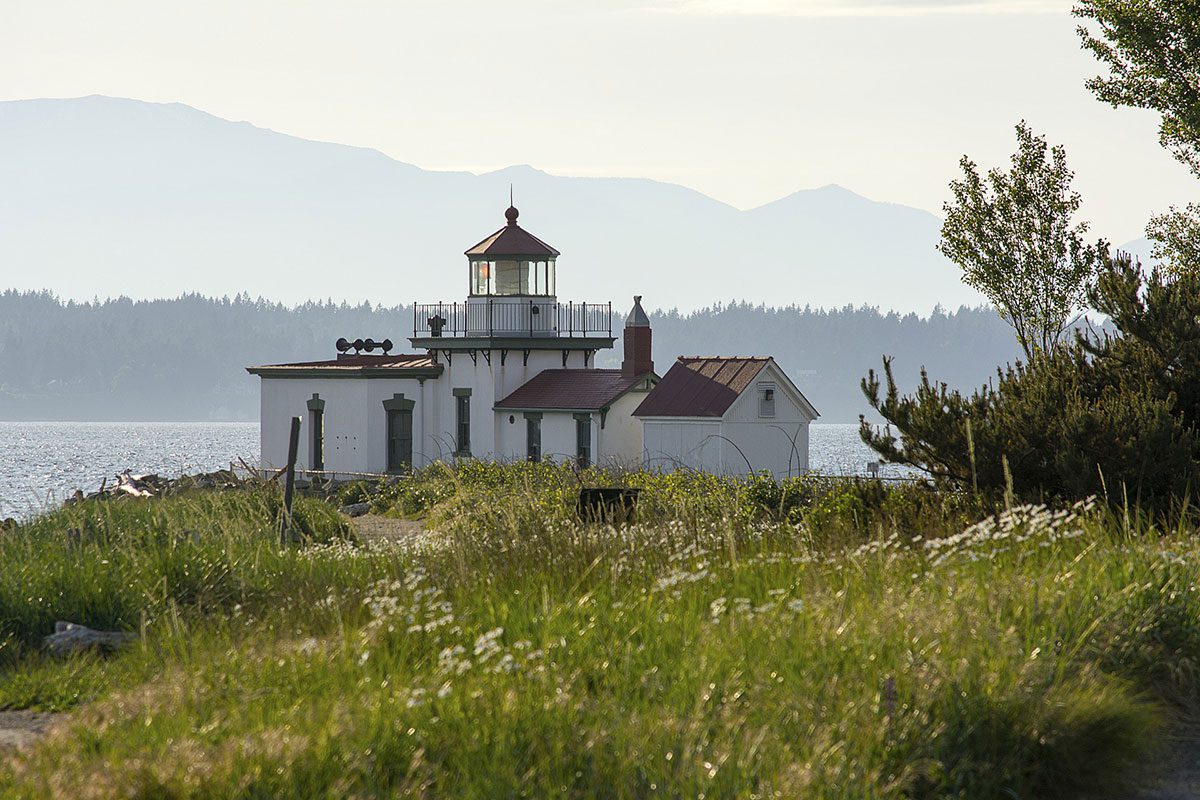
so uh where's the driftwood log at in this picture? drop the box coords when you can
[44,622,136,656]
[72,468,246,505]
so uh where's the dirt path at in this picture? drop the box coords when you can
[1133,729,1200,799]
[0,711,63,753]
[348,514,431,545]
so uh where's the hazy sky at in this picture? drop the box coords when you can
[4,0,1196,243]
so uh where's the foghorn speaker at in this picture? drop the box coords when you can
[335,338,350,353]
[381,339,393,353]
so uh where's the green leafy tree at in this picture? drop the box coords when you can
[938,122,1110,361]
[1146,205,1200,277]
[1076,1,1200,276]
[1076,0,1200,176]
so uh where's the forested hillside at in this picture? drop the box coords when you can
[0,291,1023,422]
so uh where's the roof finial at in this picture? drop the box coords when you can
[626,295,650,328]
[505,184,519,225]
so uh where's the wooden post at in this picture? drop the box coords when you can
[280,416,301,545]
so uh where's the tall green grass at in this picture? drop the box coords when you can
[1,471,1197,798]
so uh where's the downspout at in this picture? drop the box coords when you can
[597,408,606,463]
[418,377,426,468]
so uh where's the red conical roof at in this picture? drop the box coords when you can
[464,205,560,259]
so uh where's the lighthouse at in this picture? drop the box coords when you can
[249,200,815,478]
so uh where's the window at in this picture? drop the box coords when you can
[575,414,592,467]
[758,384,776,418]
[493,260,531,295]
[454,389,471,455]
[306,393,325,471]
[525,414,542,461]
[471,260,493,295]
[471,259,554,296]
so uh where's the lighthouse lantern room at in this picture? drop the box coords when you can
[463,203,560,336]
[413,205,610,341]
[468,205,557,297]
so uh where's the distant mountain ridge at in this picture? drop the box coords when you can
[0,95,992,312]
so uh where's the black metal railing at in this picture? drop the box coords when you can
[412,299,612,339]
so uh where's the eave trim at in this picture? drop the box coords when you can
[247,367,444,379]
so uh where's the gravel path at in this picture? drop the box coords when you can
[0,711,63,752]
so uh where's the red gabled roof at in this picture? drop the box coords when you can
[495,369,654,411]
[632,357,770,418]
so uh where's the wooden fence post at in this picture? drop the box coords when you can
[280,416,301,545]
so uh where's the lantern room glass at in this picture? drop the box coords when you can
[469,258,556,297]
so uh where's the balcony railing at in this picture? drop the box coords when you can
[413,299,613,339]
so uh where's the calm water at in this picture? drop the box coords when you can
[0,422,900,519]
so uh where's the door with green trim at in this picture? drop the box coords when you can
[387,409,413,471]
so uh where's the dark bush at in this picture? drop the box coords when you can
[861,257,1200,508]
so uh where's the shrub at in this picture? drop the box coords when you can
[861,256,1200,508]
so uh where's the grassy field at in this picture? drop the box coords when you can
[1,463,1198,798]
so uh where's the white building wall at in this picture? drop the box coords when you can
[541,412,584,463]
[642,419,722,473]
[717,419,809,477]
[494,409,527,462]
[261,376,454,475]
[259,377,371,473]
[494,409,596,466]
[423,354,497,460]
[718,361,815,477]
[424,349,588,461]
[599,389,650,467]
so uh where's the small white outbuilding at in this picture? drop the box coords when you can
[633,356,819,478]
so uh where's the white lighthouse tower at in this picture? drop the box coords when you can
[401,202,635,463]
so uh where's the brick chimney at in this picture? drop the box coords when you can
[622,295,653,376]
